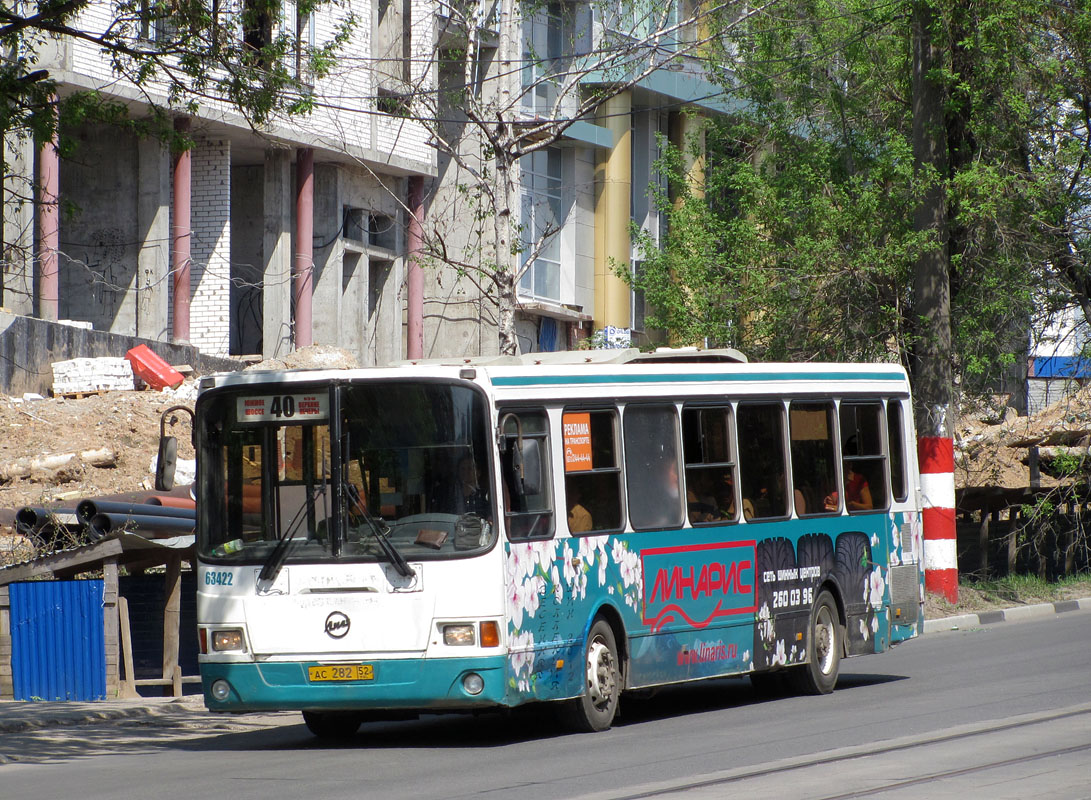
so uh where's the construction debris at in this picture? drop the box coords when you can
[51,357,135,395]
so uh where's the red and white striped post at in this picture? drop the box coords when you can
[919,435,958,603]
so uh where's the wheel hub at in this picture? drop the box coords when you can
[814,607,834,673]
[586,638,617,708]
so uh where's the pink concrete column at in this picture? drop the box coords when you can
[37,100,60,321]
[171,117,192,345]
[919,436,958,603]
[294,148,314,349]
[406,175,424,360]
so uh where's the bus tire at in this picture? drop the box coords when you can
[302,710,361,739]
[788,590,841,695]
[564,619,620,732]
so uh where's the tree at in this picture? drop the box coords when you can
[629,0,1091,410]
[630,0,927,364]
[397,0,776,354]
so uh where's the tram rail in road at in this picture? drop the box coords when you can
[573,703,1091,800]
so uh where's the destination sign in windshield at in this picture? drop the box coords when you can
[237,393,329,423]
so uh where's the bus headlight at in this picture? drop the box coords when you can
[443,624,475,646]
[211,628,246,652]
[210,679,232,702]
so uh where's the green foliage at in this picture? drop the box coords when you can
[627,0,1091,401]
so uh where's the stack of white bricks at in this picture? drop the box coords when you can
[51,357,136,395]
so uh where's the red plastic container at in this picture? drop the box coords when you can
[126,344,184,390]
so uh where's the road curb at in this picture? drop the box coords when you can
[923,596,1091,633]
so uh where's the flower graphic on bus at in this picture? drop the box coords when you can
[562,542,586,601]
[866,565,885,609]
[610,539,643,612]
[503,534,645,697]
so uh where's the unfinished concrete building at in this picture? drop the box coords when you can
[1,0,435,369]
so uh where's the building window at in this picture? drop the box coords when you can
[242,0,275,57]
[295,8,315,84]
[519,147,563,302]
[376,0,411,88]
[522,2,565,115]
[630,260,646,333]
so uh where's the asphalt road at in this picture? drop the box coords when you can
[1,610,1089,800]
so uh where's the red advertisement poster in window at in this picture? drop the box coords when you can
[562,412,592,472]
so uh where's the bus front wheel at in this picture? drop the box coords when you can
[564,619,620,732]
[788,590,841,695]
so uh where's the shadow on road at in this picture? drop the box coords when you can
[0,670,910,765]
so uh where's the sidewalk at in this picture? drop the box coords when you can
[1,597,1089,735]
[0,693,206,734]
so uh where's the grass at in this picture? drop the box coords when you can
[925,572,1091,618]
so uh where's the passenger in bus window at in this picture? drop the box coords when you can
[793,486,807,515]
[844,464,873,510]
[567,482,592,532]
[712,472,753,520]
[568,500,592,532]
[636,456,683,529]
[686,471,718,523]
[824,464,872,511]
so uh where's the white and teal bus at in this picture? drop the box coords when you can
[190,349,924,737]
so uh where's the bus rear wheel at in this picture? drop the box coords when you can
[564,619,620,732]
[303,710,362,739]
[788,590,841,695]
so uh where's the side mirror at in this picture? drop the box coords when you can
[155,405,194,492]
[155,436,178,491]
[519,439,542,496]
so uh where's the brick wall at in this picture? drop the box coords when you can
[167,139,232,356]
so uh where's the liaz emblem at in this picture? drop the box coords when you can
[324,611,350,639]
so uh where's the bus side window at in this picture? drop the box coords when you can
[888,401,908,502]
[625,405,683,531]
[682,406,738,525]
[501,410,554,540]
[562,409,623,534]
[839,402,888,513]
[789,402,837,517]
[737,403,788,520]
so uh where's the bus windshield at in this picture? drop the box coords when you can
[197,380,496,564]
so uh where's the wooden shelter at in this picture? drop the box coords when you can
[0,532,197,699]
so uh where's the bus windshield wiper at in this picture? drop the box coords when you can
[257,485,326,589]
[344,482,416,579]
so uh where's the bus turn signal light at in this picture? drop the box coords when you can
[480,621,500,647]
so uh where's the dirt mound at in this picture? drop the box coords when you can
[0,345,360,535]
[0,385,197,514]
[956,387,1091,489]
